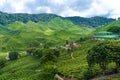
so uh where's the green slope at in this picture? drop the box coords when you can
[1,40,119,80]
[0,40,97,80]
[1,18,120,80]
[95,20,120,32]
[0,17,93,51]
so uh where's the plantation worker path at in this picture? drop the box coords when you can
[91,73,120,80]
[54,74,79,80]
[65,41,80,59]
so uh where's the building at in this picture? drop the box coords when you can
[93,31,119,40]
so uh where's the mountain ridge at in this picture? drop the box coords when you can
[0,11,115,28]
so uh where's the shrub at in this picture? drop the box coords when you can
[83,68,95,80]
[41,49,57,63]
[26,48,42,58]
[8,52,19,60]
[33,49,42,58]
[0,59,6,68]
[53,49,60,57]
[26,48,36,56]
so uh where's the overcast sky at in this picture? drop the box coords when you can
[0,0,120,18]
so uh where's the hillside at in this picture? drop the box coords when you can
[0,12,120,80]
[95,19,120,34]
[0,17,93,51]
[0,40,102,80]
[1,40,120,80]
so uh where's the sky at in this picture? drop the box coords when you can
[0,0,120,18]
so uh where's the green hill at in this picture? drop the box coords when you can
[0,16,95,80]
[0,17,93,51]
[95,20,120,35]
[0,16,120,80]
[96,20,120,31]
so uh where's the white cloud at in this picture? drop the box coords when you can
[0,0,120,18]
[81,0,120,18]
[36,6,52,13]
[59,7,84,17]
[51,0,68,5]
[82,1,110,17]
[4,0,35,13]
[98,0,120,18]
[0,0,6,6]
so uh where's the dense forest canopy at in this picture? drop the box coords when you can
[0,11,115,28]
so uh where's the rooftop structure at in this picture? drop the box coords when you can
[93,31,119,40]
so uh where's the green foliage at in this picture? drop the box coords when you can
[8,52,19,60]
[41,49,57,63]
[105,40,120,69]
[0,13,119,80]
[0,12,115,28]
[87,41,111,71]
[107,26,120,34]
[87,40,120,76]
[26,48,59,63]
[1,40,120,79]
[83,68,96,80]
[0,59,6,68]
[26,48,42,58]
[66,16,115,28]
[53,49,60,57]
[0,12,60,25]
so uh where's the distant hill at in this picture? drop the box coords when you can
[0,11,115,28]
[95,19,120,34]
[0,11,61,25]
[66,16,115,28]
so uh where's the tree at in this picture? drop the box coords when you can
[105,40,120,70]
[8,52,19,60]
[107,26,120,34]
[87,41,111,72]
[87,40,120,73]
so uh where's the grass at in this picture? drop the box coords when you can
[0,52,7,60]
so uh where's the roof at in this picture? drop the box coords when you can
[94,31,119,39]
[95,31,112,35]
